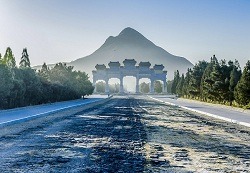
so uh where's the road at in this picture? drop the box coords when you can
[0,96,249,172]
[149,95,250,127]
[0,95,108,126]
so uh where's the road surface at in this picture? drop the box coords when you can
[149,95,250,127]
[0,96,249,172]
[0,95,108,126]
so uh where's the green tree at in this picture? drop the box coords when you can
[96,81,105,93]
[201,57,216,101]
[171,70,180,94]
[182,68,192,97]
[167,80,173,94]
[38,62,50,80]
[3,47,16,68]
[10,68,26,107]
[19,68,42,105]
[154,81,162,93]
[72,71,94,96]
[189,60,208,98]
[229,61,242,105]
[0,64,14,108]
[0,53,2,64]
[19,48,31,68]
[176,74,184,96]
[234,61,250,106]
[109,83,119,93]
[140,82,150,93]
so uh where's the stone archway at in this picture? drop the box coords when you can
[92,59,167,94]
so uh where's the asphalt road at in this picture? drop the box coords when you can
[0,96,106,126]
[0,96,249,172]
[149,95,250,126]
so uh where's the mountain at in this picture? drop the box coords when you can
[68,27,193,80]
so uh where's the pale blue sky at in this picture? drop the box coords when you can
[0,0,249,67]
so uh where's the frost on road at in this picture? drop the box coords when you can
[0,96,249,172]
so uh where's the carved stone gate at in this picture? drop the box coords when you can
[92,59,167,94]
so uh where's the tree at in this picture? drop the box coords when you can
[140,82,150,93]
[109,83,119,93]
[96,81,105,93]
[154,81,162,93]
[182,68,192,97]
[0,53,2,64]
[19,48,31,68]
[189,60,208,98]
[171,70,180,94]
[3,47,16,68]
[38,62,50,80]
[19,68,42,105]
[176,74,184,96]
[229,61,242,105]
[167,80,173,94]
[0,64,14,108]
[201,57,216,101]
[234,61,250,106]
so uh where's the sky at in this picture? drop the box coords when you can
[0,0,250,68]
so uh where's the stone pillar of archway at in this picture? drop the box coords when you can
[136,77,139,94]
[150,79,155,94]
[93,78,97,93]
[119,76,124,94]
[105,78,109,94]
[163,80,167,93]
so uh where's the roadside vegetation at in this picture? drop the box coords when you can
[0,47,94,109]
[169,55,250,109]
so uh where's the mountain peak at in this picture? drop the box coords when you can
[119,27,140,35]
[118,27,146,39]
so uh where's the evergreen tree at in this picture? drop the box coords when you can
[140,82,150,93]
[201,56,217,101]
[182,68,192,97]
[154,81,162,93]
[234,61,250,106]
[210,60,224,102]
[3,47,16,68]
[19,48,31,68]
[229,61,242,105]
[96,81,105,93]
[176,74,184,96]
[171,70,180,94]
[167,80,173,94]
[0,64,14,108]
[109,83,119,93]
[189,60,208,98]
[38,62,50,80]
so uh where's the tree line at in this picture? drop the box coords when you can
[0,47,94,109]
[170,55,250,108]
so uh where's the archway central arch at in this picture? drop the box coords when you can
[108,78,120,93]
[92,59,167,94]
[123,76,136,93]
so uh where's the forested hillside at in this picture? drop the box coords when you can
[0,47,94,109]
[170,55,250,108]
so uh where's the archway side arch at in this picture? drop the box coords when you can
[94,80,107,93]
[108,78,120,93]
[139,78,151,93]
[154,80,164,93]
